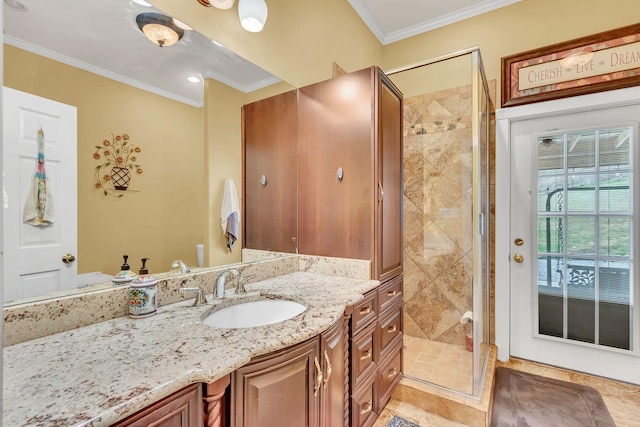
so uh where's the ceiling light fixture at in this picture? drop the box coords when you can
[136,12,185,47]
[238,0,268,32]
[131,0,152,6]
[187,76,201,83]
[198,0,235,9]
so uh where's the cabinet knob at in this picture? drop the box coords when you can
[360,348,372,361]
[387,367,398,379]
[337,167,344,182]
[260,175,267,188]
[360,400,373,415]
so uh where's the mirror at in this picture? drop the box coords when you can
[3,0,295,305]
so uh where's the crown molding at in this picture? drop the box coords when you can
[349,0,521,45]
[6,35,281,107]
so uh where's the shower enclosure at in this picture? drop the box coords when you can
[387,48,493,398]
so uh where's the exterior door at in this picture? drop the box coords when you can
[510,103,640,384]
[3,87,77,303]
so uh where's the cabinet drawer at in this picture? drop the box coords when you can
[377,275,403,315]
[350,370,377,427]
[377,306,402,360]
[377,339,402,410]
[350,321,376,391]
[352,291,377,333]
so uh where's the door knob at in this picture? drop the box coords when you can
[62,253,76,264]
[513,253,524,263]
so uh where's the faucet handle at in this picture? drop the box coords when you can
[180,286,208,306]
[236,275,256,294]
[172,260,191,274]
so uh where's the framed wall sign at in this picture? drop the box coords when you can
[501,23,640,107]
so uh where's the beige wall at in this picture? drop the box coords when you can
[153,0,640,105]
[4,45,205,276]
[381,0,640,105]
[6,0,639,274]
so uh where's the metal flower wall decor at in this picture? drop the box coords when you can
[93,133,143,198]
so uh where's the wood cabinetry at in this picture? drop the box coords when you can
[232,317,347,427]
[298,67,403,281]
[242,89,298,253]
[348,276,403,427]
[242,67,403,282]
[111,383,202,427]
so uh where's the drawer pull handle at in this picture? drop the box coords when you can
[387,324,397,334]
[314,356,323,397]
[387,290,397,297]
[360,348,372,361]
[359,306,371,315]
[323,350,332,387]
[387,367,398,378]
[360,400,373,415]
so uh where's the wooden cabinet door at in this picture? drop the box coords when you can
[298,68,374,260]
[232,337,320,427]
[375,74,403,282]
[243,89,298,253]
[111,383,202,427]
[320,317,348,427]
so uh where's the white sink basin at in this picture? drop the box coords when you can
[202,299,306,328]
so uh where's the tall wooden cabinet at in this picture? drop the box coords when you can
[242,67,403,282]
[242,67,404,425]
[298,66,403,282]
[242,89,298,253]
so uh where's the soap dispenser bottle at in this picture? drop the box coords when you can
[129,258,158,318]
[112,255,137,286]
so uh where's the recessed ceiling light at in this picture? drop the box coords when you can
[173,18,193,31]
[3,0,27,11]
[187,76,201,84]
[131,0,152,6]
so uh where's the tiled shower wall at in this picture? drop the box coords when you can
[402,82,496,347]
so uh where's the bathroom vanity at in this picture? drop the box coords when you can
[3,265,403,427]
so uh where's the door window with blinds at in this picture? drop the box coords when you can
[536,126,634,350]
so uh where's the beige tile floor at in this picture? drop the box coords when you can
[403,335,474,395]
[374,337,640,427]
[373,399,469,427]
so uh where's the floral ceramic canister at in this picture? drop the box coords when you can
[129,275,157,318]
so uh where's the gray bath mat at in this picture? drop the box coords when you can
[490,367,616,427]
[388,415,420,427]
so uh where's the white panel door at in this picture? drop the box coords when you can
[510,103,640,384]
[3,87,77,303]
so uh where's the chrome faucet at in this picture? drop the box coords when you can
[171,259,191,274]
[213,268,240,299]
[179,286,208,306]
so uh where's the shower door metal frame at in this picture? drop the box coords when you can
[386,46,492,399]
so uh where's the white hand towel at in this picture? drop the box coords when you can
[221,179,240,252]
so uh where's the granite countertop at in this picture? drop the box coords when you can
[3,272,379,427]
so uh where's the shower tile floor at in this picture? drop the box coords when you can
[403,335,474,395]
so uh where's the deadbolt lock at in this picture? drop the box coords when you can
[514,238,524,246]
